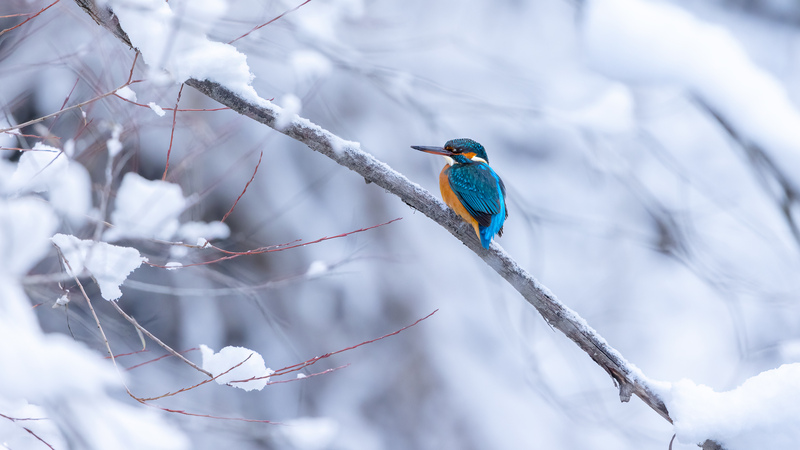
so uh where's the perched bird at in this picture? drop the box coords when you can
[411,138,507,249]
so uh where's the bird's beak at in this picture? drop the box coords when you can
[410,145,455,156]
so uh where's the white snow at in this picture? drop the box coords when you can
[279,417,339,450]
[0,118,16,149]
[584,0,800,182]
[0,196,188,449]
[0,198,59,278]
[275,93,303,130]
[116,86,137,102]
[107,123,124,158]
[165,261,183,270]
[290,50,333,84]
[293,0,364,42]
[306,260,328,277]
[103,172,186,242]
[7,143,92,226]
[666,364,800,450]
[199,345,273,391]
[148,101,166,116]
[107,0,263,104]
[7,0,800,448]
[51,233,148,301]
[53,293,70,307]
[328,135,358,156]
[555,82,636,135]
[0,307,190,450]
[8,143,64,193]
[177,220,231,242]
[63,139,75,157]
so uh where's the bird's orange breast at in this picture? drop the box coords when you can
[439,165,480,237]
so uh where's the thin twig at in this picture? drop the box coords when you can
[264,309,438,379]
[144,218,401,269]
[0,54,141,134]
[221,151,263,223]
[0,0,60,38]
[227,0,312,44]
[0,413,55,450]
[110,301,214,378]
[136,354,252,401]
[162,83,184,181]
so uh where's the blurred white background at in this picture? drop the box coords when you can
[3,0,800,448]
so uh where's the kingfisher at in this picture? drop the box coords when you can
[411,138,507,249]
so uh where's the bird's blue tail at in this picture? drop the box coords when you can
[479,204,506,249]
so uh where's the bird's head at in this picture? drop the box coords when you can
[411,138,489,165]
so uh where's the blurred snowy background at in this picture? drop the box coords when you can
[2,0,800,448]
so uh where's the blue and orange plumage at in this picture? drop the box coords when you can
[411,138,507,249]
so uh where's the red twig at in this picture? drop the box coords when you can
[228,0,313,44]
[162,84,184,181]
[127,52,140,84]
[146,218,402,269]
[0,54,142,135]
[0,413,54,450]
[265,364,349,385]
[0,0,60,38]
[47,78,80,134]
[221,151,263,223]
[152,406,280,424]
[0,132,59,140]
[125,348,199,371]
[136,354,253,402]
[103,349,150,359]
[241,309,438,382]
[125,312,432,423]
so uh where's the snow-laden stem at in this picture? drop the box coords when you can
[74,0,673,427]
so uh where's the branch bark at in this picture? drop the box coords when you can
[75,0,673,429]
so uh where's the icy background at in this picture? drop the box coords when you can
[2,0,800,448]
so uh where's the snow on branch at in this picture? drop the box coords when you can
[186,59,676,425]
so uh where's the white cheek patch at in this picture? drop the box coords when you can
[471,156,487,163]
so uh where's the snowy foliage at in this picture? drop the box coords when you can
[199,345,273,391]
[666,363,800,449]
[51,233,148,301]
[103,172,187,241]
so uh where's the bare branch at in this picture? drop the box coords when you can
[73,0,132,48]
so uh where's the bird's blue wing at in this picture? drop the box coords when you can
[447,163,503,228]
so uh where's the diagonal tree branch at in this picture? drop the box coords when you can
[186,72,674,425]
[74,0,673,426]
